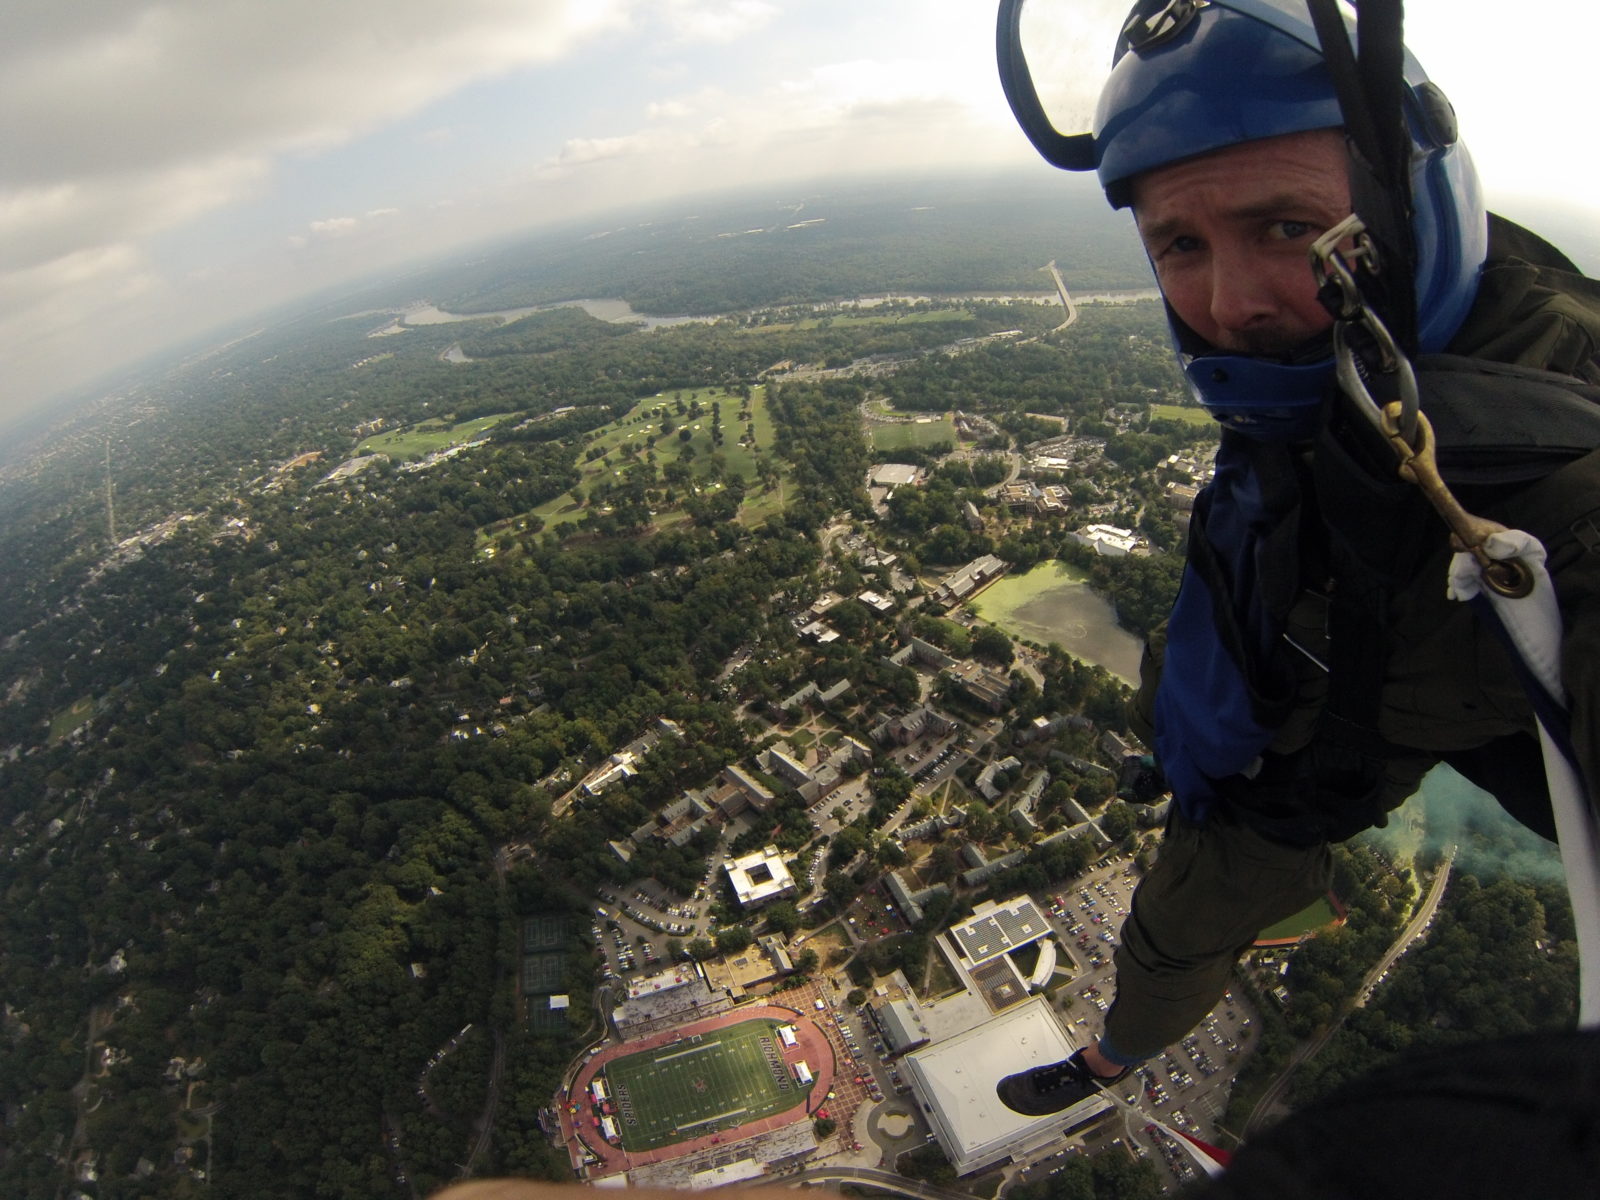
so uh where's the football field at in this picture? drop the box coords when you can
[601,1018,813,1152]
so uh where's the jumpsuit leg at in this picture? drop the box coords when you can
[1101,813,1333,1063]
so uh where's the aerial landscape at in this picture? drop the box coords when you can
[5,1,1596,1198]
[0,174,1575,1199]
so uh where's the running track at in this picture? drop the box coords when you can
[559,1002,836,1179]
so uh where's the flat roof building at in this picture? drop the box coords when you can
[947,897,1053,967]
[901,995,1109,1176]
[725,845,797,908]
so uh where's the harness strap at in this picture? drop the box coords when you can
[1306,0,1418,355]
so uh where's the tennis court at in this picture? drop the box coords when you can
[600,1018,813,1152]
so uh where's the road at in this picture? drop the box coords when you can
[1244,846,1456,1136]
[1042,260,1079,333]
[796,1162,979,1200]
[461,1029,505,1176]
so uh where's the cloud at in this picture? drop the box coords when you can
[0,3,634,286]
[535,133,658,178]
[0,155,270,274]
[289,208,404,249]
[0,0,636,417]
[647,99,696,121]
[659,0,779,45]
[1,2,633,186]
[0,242,165,388]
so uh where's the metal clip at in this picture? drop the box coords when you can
[1314,214,1534,600]
[1311,214,1382,321]
[1332,315,1418,446]
[1315,214,1419,447]
[1380,406,1535,599]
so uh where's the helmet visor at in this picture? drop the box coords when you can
[998,0,1148,170]
[999,0,1214,171]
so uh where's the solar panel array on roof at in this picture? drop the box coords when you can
[994,907,1039,945]
[950,898,1049,964]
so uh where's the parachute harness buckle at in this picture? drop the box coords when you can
[1311,216,1535,600]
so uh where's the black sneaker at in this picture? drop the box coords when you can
[996,1049,1129,1116]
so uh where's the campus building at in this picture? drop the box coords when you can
[900,995,1109,1176]
[725,846,797,909]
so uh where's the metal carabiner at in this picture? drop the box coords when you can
[1313,214,1421,446]
[1332,314,1420,447]
[1313,215,1531,599]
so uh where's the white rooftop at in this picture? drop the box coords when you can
[902,995,1107,1175]
[726,845,796,907]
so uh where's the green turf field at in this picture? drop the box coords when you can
[357,411,515,460]
[1256,894,1342,943]
[600,1018,812,1151]
[1149,402,1215,427]
[868,413,956,452]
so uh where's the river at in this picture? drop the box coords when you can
[370,299,710,338]
[969,560,1145,685]
[380,285,1160,336]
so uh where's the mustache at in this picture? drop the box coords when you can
[1215,329,1333,360]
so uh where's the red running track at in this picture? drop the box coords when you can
[557,1002,836,1179]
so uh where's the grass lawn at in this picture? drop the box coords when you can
[923,777,974,812]
[1256,895,1343,943]
[869,413,956,453]
[736,479,788,527]
[601,1018,811,1152]
[923,947,964,999]
[1149,403,1215,427]
[523,384,786,534]
[357,411,517,460]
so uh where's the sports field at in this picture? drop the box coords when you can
[1256,894,1343,944]
[600,1018,812,1152]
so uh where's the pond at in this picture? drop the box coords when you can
[969,560,1144,685]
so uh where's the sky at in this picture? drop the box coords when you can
[3,0,1594,436]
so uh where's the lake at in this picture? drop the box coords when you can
[970,560,1145,685]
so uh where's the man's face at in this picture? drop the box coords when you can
[1131,129,1351,356]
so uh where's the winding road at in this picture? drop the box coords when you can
[1243,846,1456,1136]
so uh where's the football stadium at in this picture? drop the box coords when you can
[596,1017,815,1152]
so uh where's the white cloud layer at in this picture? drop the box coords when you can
[0,0,634,414]
[660,0,781,44]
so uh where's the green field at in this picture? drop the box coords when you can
[869,413,956,452]
[357,412,516,460]
[526,384,782,532]
[1256,895,1342,943]
[1149,403,1215,427]
[600,1018,811,1152]
[48,696,95,744]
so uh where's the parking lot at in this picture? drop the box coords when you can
[1030,856,1260,1184]
[592,853,728,981]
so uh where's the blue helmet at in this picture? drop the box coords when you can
[998,0,1488,437]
